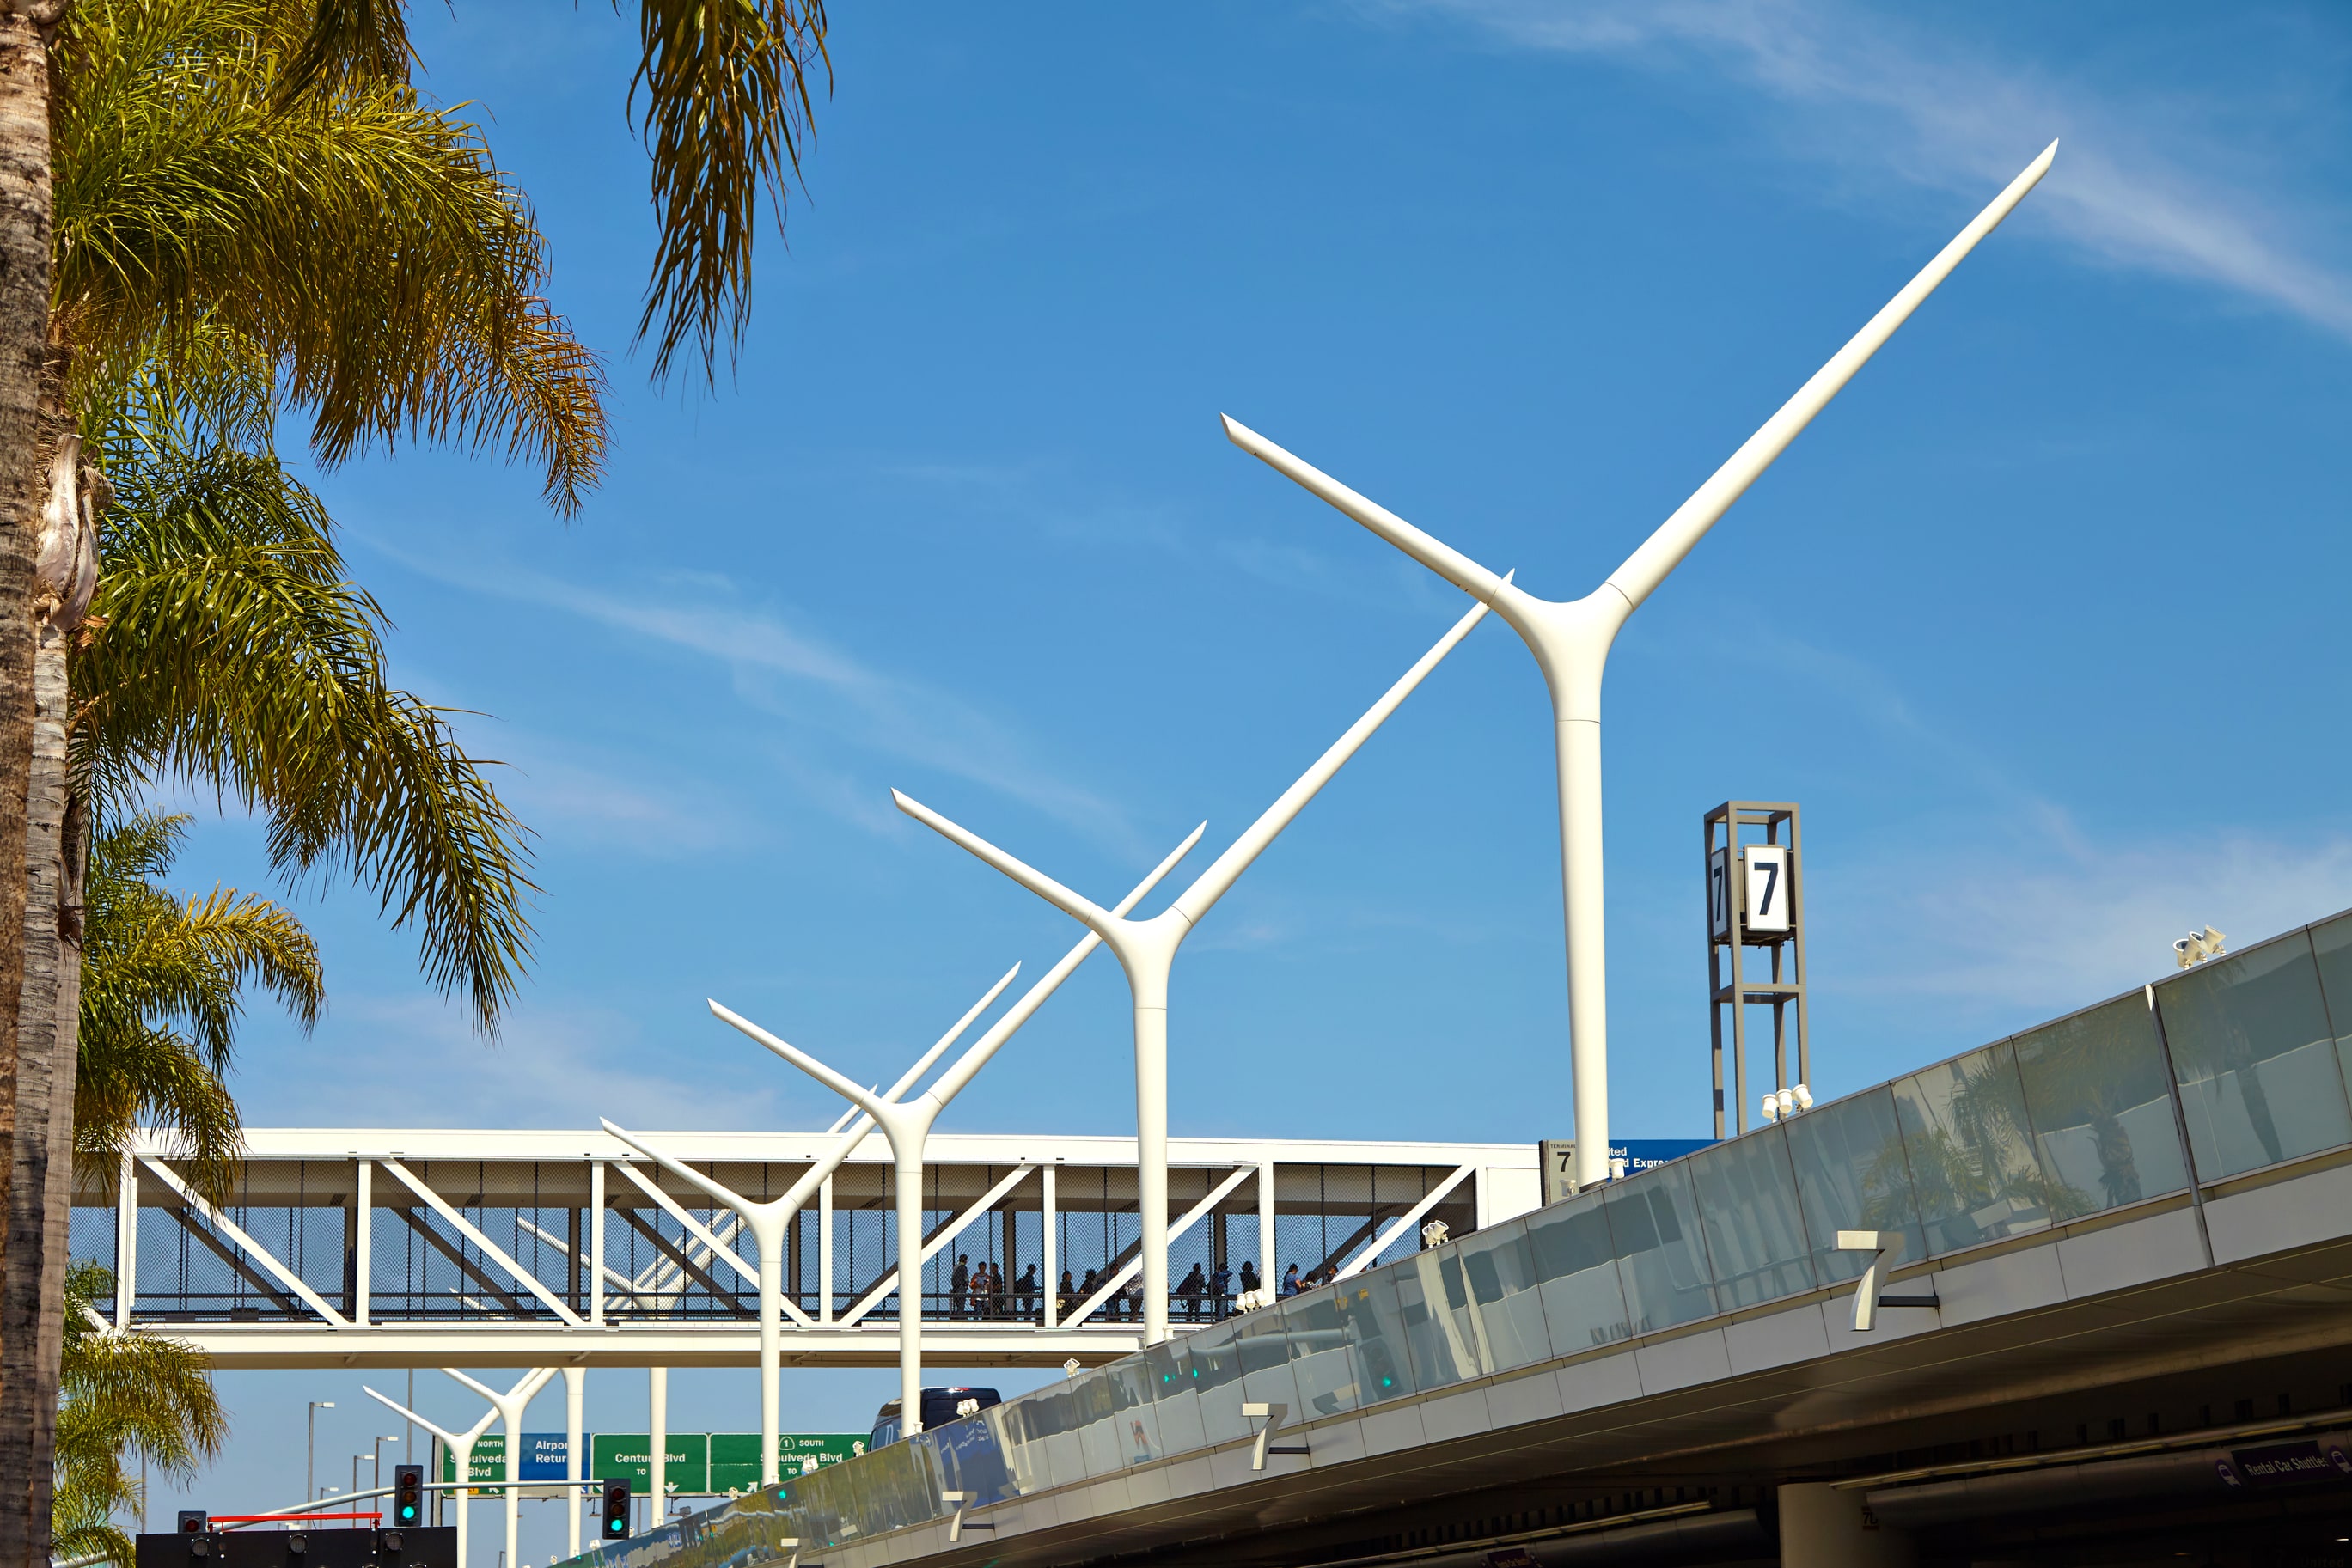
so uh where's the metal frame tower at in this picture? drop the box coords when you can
[1704,800,1807,1138]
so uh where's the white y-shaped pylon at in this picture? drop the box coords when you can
[893,594,1498,1345]
[1223,143,2056,1190]
[363,1383,501,1568]
[599,961,1023,1484]
[704,822,1207,1437]
[443,1367,557,1568]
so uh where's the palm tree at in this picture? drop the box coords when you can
[11,0,694,1548]
[76,812,323,1205]
[51,1261,226,1566]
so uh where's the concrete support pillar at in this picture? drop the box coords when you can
[649,1367,668,1534]
[1778,1483,1915,1567]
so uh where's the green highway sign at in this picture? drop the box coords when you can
[589,1433,708,1496]
[707,1433,868,1492]
[439,1434,507,1488]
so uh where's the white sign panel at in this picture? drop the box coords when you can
[1743,844,1791,934]
[1707,848,1732,942]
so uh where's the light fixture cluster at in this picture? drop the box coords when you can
[2174,926,2227,970]
[1759,1083,1814,1123]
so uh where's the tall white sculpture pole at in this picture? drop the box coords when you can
[1223,143,2056,1191]
[702,824,1207,1437]
[363,1386,498,1568]
[442,1367,556,1568]
[603,963,1023,1484]
[894,594,1498,1345]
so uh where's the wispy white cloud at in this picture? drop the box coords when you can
[1827,831,2352,1015]
[1380,0,2352,339]
[235,995,808,1131]
[362,537,1145,853]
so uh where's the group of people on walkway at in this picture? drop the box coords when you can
[940,1254,1336,1323]
[945,1255,1040,1319]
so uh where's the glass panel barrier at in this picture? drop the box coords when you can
[1525,1190,1629,1353]
[1144,1336,1207,1454]
[1186,1317,1251,1445]
[1282,1287,1360,1419]
[1892,1040,2053,1255]
[1688,1126,1815,1309]
[1394,1248,1481,1388]
[2308,912,2352,1112]
[1605,1164,1717,1333]
[1783,1084,1922,1283]
[1453,1216,1550,1370]
[2159,930,2352,1180]
[1237,1303,1303,1420]
[2013,991,2189,1216]
[1336,1267,1419,1403]
[1072,1369,1119,1479]
[1109,1355,1164,1467]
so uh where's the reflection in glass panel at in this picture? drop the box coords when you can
[1604,1166,1717,1332]
[1282,1289,1359,1419]
[1452,1217,1549,1370]
[1892,1040,2052,1254]
[1107,1358,1163,1467]
[1072,1371,1119,1479]
[1688,1127,1815,1309]
[1237,1306,1302,1419]
[2013,991,2189,1215]
[1187,1318,1251,1445]
[1143,1338,1207,1454]
[1784,1086,1922,1284]
[1394,1249,1481,1388]
[1525,1190,1630,1353]
[2160,932,2352,1180]
[1335,1269,1418,1403]
[2293,914,2352,1168]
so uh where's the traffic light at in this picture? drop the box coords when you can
[178,1511,208,1534]
[600,1479,632,1540]
[393,1463,425,1526]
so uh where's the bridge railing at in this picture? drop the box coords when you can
[549,903,2352,1564]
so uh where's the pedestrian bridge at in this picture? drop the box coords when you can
[545,908,2352,1565]
[68,1130,1533,1370]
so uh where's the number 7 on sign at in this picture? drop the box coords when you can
[1743,845,1791,935]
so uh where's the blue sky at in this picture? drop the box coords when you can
[154,0,2352,1544]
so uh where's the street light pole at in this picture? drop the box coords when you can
[695,823,1206,1442]
[372,1434,399,1495]
[306,1400,333,1511]
[894,594,1496,1345]
[1221,143,2056,1192]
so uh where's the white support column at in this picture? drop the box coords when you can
[896,601,1494,1345]
[354,1159,372,1327]
[1257,1161,1275,1303]
[113,1152,136,1332]
[1220,144,2054,1191]
[648,1367,669,1528]
[1042,1164,1059,1328]
[589,1161,607,1328]
[817,1176,834,1325]
[564,1366,586,1559]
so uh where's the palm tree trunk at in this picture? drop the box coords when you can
[0,603,70,1568]
[0,10,52,1568]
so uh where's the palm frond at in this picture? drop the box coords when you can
[56,0,607,512]
[275,0,413,104]
[630,0,828,382]
[76,434,537,1032]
